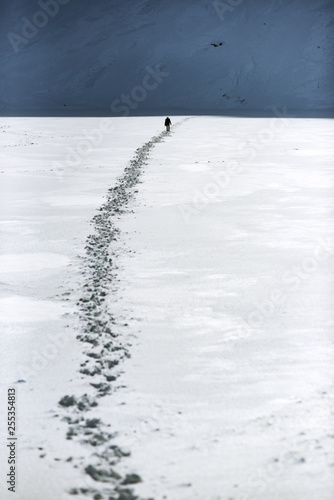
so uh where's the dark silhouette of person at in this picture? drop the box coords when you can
[164,117,172,132]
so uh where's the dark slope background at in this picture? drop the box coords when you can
[0,0,333,116]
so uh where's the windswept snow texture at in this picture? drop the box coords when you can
[100,116,334,500]
[0,116,170,500]
[1,116,333,500]
[1,0,334,116]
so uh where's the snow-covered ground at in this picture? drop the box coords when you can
[0,115,334,500]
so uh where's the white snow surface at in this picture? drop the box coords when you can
[0,115,334,500]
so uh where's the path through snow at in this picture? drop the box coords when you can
[0,116,333,500]
[99,116,334,500]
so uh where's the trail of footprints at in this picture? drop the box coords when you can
[56,130,170,500]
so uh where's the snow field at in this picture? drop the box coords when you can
[101,116,334,500]
[0,115,333,499]
[0,116,172,499]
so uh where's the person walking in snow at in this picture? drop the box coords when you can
[164,117,172,132]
